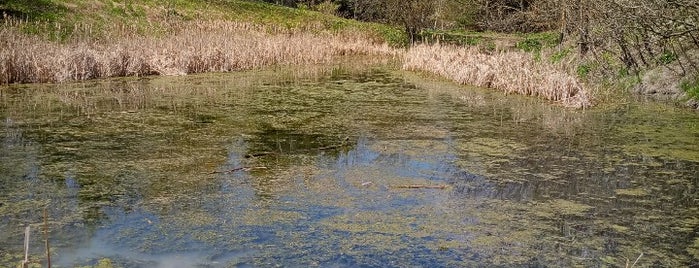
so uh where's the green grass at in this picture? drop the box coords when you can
[681,75,699,100]
[417,30,563,54]
[515,31,560,52]
[1,0,404,45]
[0,0,68,21]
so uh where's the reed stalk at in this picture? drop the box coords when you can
[403,44,592,108]
[22,226,29,268]
[0,20,397,84]
[43,208,51,268]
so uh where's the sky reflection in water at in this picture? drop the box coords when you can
[0,66,697,267]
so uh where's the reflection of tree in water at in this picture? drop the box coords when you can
[0,119,115,257]
[240,127,355,201]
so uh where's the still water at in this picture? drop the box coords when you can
[1,63,698,267]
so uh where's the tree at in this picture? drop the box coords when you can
[384,0,435,43]
[334,0,436,43]
[562,0,699,73]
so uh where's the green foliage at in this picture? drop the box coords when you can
[374,25,408,47]
[482,40,496,51]
[657,50,678,65]
[576,64,591,78]
[326,19,347,31]
[75,258,115,268]
[515,32,559,52]
[617,67,630,78]
[106,0,146,18]
[680,75,699,100]
[314,1,339,16]
[0,0,67,21]
[516,38,542,52]
[550,48,570,63]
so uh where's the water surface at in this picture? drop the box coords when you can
[1,64,698,267]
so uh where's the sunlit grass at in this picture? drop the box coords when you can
[0,20,398,84]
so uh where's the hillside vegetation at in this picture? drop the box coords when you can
[0,0,404,43]
[1,0,407,85]
[271,0,699,108]
[5,0,696,108]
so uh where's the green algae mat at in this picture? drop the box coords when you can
[1,63,698,267]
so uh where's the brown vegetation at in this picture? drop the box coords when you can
[404,44,591,108]
[0,20,397,84]
[1,18,591,109]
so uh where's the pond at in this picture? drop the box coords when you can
[1,61,698,267]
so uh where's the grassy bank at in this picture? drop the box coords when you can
[0,0,404,42]
[1,0,402,83]
[0,20,396,83]
[1,0,595,108]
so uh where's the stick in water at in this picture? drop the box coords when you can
[630,252,643,268]
[23,225,30,268]
[395,184,448,189]
[44,208,51,268]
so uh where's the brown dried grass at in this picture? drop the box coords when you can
[0,20,397,84]
[403,44,592,108]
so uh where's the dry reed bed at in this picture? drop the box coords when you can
[0,21,397,84]
[404,44,592,108]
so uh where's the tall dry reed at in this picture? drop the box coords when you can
[0,20,397,84]
[403,44,592,108]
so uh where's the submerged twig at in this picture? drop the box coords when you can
[394,184,448,189]
[626,252,643,268]
[318,137,351,151]
[244,152,276,158]
[44,208,51,268]
[210,166,268,174]
[23,225,30,268]
[244,137,352,158]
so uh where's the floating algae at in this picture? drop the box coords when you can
[615,187,650,197]
[1,63,698,266]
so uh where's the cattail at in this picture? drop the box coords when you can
[1,20,398,85]
[404,44,592,108]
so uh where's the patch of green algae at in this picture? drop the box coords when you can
[689,237,699,260]
[614,105,699,162]
[615,188,650,197]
